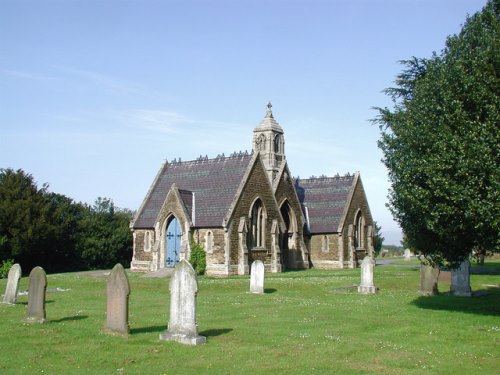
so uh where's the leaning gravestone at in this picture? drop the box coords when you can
[419,265,440,295]
[450,259,472,297]
[105,263,130,336]
[3,263,22,304]
[26,266,47,323]
[250,260,264,294]
[358,256,376,294]
[160,259,206,345]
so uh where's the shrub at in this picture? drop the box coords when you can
[189,242,206,275]
[0,259,14,278]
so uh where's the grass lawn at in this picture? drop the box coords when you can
[1,264,498,374]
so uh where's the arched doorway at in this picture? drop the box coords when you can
[280,200,297,269]
[165,216,181,268]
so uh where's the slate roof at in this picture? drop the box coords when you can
[295,174,356,234]
[133,152,253,229]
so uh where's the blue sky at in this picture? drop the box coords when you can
[0,0,487,245]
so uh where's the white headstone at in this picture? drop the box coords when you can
[105,263,130,336]
[358,256,376,294]
[3,263,21,304]
[160,259,206,345]
[250,260,264,294]
[26,266,47,323]
[450,259,472,297]
[404,249,411,261]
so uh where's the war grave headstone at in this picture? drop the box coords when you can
[26,266,47,323]
[160,259,206,345]
[3,263,21,304]
[105,263,130,336]
[418,265,440,295]
[250,260,264,294]
[450,259,472,297]
[358,256,376,294]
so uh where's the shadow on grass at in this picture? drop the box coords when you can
[265,288,277,294]
[130,325,168,335]
[50,315,88,323]
[411,287,500,316]
[199,328,233,337]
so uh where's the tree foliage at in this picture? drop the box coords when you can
[372,221,384,256]
[373,0,499,267]
[0,168,133,273]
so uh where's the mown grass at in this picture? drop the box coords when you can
[0,264,498,375]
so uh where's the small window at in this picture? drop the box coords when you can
[322,235,329,253]
[205,230,214,254]
[354,211,365,249]
[250,199,266,248]
[144,231,152,252]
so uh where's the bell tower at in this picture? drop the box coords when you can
[252,102,285,185]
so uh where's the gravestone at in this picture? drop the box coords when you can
[250,260,264,294]
[358,256,376,294]
[418,265,440,295]
[3,263,22,304]
[26,266,47,323]
[160,259,206,345]
[404,249,411,261]
[450,259,472,297]
[105,263,130,336]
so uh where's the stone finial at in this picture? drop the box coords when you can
[3,263,21,304]
[265,101,273,118]
[26,266,47,323]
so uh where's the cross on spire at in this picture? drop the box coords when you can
[265,101,273,118]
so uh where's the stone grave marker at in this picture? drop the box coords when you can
[419,265,440,295]
[450,259,472,297]
[358,256,376,294]
[404,249,412,261]
[105,263,130,336]
[3,263,22,304]
[160,259,206,345]
[26,266,47,323]
[250,260,264,294]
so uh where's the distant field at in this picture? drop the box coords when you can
[1,264,498,374]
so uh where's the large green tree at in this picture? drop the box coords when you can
[374,0,499,267]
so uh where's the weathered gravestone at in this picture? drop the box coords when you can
[105,263,130,336]
[3,263,21,304]
[250,260,264,294]
[450,259,472,297]
[404,249,412,261]
[26,266,47,323]
[419,265,440,295]
[160,259,206,345]
[358,256,376,294]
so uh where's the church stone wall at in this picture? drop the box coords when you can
[130,230,153,271]
[227,158,281,274]
[309,234,343,269]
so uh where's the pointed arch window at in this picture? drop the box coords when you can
[273,134,281,153]
[354,211,365,249]
[144,231,152,252]
[250,198,266,248]
[322,235,329,253]
[205,230,214,254]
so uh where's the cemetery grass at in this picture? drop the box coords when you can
[1,265,499,375]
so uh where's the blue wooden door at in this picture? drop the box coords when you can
[165,218,181,268]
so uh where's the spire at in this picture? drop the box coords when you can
[265,101,274,119]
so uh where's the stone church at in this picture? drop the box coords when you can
[130,103,374,276]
